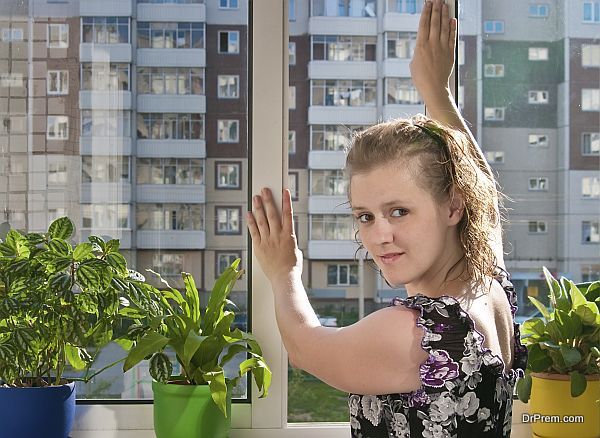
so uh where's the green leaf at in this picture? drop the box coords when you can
[65,344,89,370]
[182,272,201,325]
[205,369,228,418]
[528,296,550,321]
[543,267,570,312]
[106,253,128,276]
[49,272,71,291]
[555,310,582,340]
[183,330,207,368]
[48,238,72,256]
[123,330,170,372]
[570,370,587,397]
[105,239,121,253]
[559,345,582,367]
[88,235,106,252]
[204,261,243,335]
[219,344,250,368]
[521,318,546,337]
[575,302,599,325]
[149,352,172,383]
[569,281,588,310]
[516,373,532,403]
[76,263,101,290]
[527,344,553,372]
[119,307,148,319]
[591,347,600,358]
[115,338,134,351]
[239,357,272,398]
[584,281,600,302]
[73,243,94,261]
[48,217,74,240]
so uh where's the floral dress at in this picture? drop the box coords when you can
[348,270,528,437]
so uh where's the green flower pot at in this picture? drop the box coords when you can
[152,381,232,438]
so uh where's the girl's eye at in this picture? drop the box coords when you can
[391,208,408,217]
[356,213,372,223]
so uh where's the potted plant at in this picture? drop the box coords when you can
[120,258,271,438]
[517,267,600,438]
[0,217,141,438]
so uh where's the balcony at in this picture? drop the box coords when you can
[308,195,351,215]
[137,3,205,21]
[79,91,132,110]
[307,240,359,259]
[80,183,132,203]
[308,17,377,35]
[382,58,411,78]
[136,230,206,249]
[80,137,132,156]
[79,229,131,249]
[80,0,132,16]
[79,44,132,63]
[137,95,206,113]
[308,150,346,169]
[137,49,206,67]
[382,104,424,120]
[136,184,205,203]
[383,12,420,31]
[137,140,206,158]
[308,61,377,80]
[308,106,377,125]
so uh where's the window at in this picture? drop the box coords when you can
[137,204,204,231]
[529,134,548,147]
[82,156,130,183]
[216,162,241,189]
[48,162,68,184]
[218,30,239,54]
[81,63,130,91]
[219,0,238,9]
[47,70,68,95]
[483,20,504,34]
[582,177,600,198]
[529,177,548,191]
[152,254,184,277]
[218,75,239,98]
[137,158,203,185]
[528,221,547,233]
[138,0,204,2]
[288,131,296,154]
[484,64,505,77]
[311,170,347,195]
[582,132,600,155]
[47,23,68,48]
[484,107,505,121]
[81,17,129,44]
[484,151,505,163]
[137,113,204,140]
[47,116,69,140]
[582,265,600,282]
[310,215,354,240]
[311,80,376,106]
[289,86,296,109]
[387,0,422,14]
[529,4,549,17]
[217,120,239,143]
[327,264,358,286]
[528,90,549,104]
[216,252,241,277]
[137,22,204,49]
[82,204,130,229]
[529,47,549,60]
[582,44,600,67]
[582,221,600,243]
[1,27,23,41]
[312,35,376,62]
[289,0,296,20]
[583,2,600,22]
[288,172,298,200]
[311,0,377,17]
[458,39,464,65]
[310,124,365,151]
[289,42,296,65]
[385,32,416,59]
[216,207,241,234]
[138,67,204,95]
[582,89,600,111]
[82,110,131,137]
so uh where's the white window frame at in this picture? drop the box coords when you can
[484,151,505,163]
[219,0,239,9]
[528,221,547,234]
[47,70,69,95]
[528,47,549,60]
[218,74,240,99]
[288,130,296,154]
[217,119,239,143]
[46,116,69,140]
[327,264,359,286]
[484,107,505,121]
[529,3,549,17]
[582,221,600,243]
[47,23,69,48]
[528,90,549,104]
[528,133,548,147]
[218,30,240,54]
[582,132,600,155]
[582,44,600,67]
[484,64,505,77]
[216,206,241,234]
[528,177,549,191]
[582,88,600,111]
[289,85,296,109]
[483,20,504,33]
[582,176,600,198]
[216,162,241,189]
[289,41,296,65]
[583,1,600,22]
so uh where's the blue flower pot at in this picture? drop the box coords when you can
[0,381,76,438]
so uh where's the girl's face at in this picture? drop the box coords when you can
[350,159,464,292]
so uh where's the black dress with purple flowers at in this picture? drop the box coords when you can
[348,269,528,438]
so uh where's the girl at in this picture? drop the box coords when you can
[246,0,527,436]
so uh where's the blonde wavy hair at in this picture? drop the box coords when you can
[345,114,506,289]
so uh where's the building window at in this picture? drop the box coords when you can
[47,24,68,48]
[216,252,241,277]
[582,132,600,155]
[483,20,504,34]
[582,44,600,67]
[288,172,298,200]
[484,107,505,121]
[47,116,69,140]
[289,0,296,21]
[583,1,600,22]
[289,86,296,109]
[219,0,239,9]
[218,31,239,54]
[216,162,241,189]
[311,0,377,17]
[137,204,204,231]
[310,124,365,151]
[529,4,549,17]
[312,35,376,61]
[216,207,241,235]
[48,162,68,184]
[528,134,548,147]
[310,214,354,240]
[387,0,422,14]
[288,131,296,154]
[581,265,600,282]
[137,113,204,140]
[528,90,549,104]
[1,28,23,42]
[327,264,358,286]
[217,75,239,98]
[289,42,296,65]
[529,177,548,191]
[217,120,239,143]
[81,17,129,44]
[82,110,131,137]
[528,221,547,234]
[582,177,600,198]
[137,22,204,49]
[484,151,505,163]
[582,221,600,243]
[152,254,184,277]
[138,67,204,95]
[529,47,549,60]
[82,156,130,183]
[385,32,417,59]
[582,89,600,111]
[82,204,130,229]
[81,63,130,91]
[47,70,68,95]
[312,79,376,106]
[137,158,203,185]
[484,64,505,77]
[311,170,347,195]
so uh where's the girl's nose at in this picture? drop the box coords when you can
[371,217,394,245]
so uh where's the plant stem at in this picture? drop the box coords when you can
[73,356,128,383]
